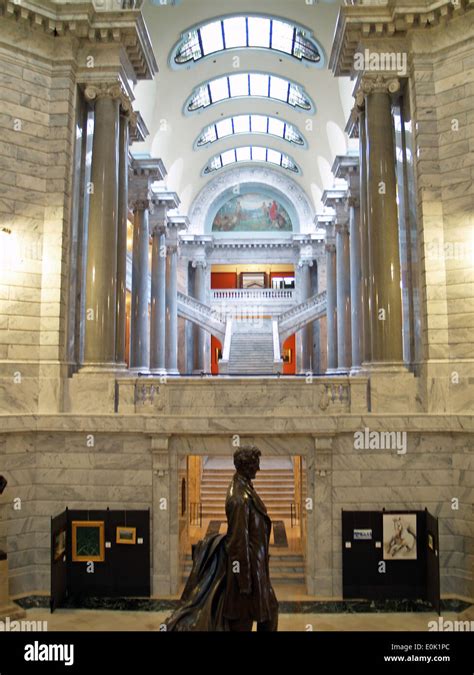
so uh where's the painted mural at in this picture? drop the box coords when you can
[212,193,292,232]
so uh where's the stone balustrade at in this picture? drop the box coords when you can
[117,376,369,416]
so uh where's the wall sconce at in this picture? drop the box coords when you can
[0,227,11,236]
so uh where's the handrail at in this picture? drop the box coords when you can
[278,290,327,322]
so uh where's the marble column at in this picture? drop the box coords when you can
[325,243,338,373]
[150,225,167,373]
[193,260,207,373]
[149,193,180,374]
[298,260,313,372]
[336,222,351,372]
[363,75,404,365]
[82,84,120,369]
[357,101,372,366]
[130,199,151,372]
[115,105,132,367]
[165,244,179,374]
[349,194,362,372]
[128,160,167,372]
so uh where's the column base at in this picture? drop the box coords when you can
[335,366,350,375]
[367,365,420,413]
[80,362,123,374]
[349,365,363,376]
[325,368,339,375]
[129,367,150,375]
[362,361,407,373]
[150,368,167,376]
[165,368,180,376]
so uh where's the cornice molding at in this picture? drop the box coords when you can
[0,0,157,80]
[330,0,474,77]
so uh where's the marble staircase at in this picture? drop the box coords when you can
[226,319,275,374]
[200,467,295,519]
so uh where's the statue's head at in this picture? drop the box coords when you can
[0,476,6,495]
[233,446,261,480]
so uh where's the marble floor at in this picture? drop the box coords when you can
[21,608,467,632]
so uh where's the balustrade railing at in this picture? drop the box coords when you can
[211,289,294,301]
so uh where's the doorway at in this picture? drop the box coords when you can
[181,455,307,593]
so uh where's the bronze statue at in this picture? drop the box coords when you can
[165,447,278,631]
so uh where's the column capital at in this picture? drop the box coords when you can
[347,194,360,210]
[130,198,152,213]
[360,75,401,97]
[191,259,207,269]
[151,223,167,237]
[297,258,314,269]
[325,243,336,254]
[129,158,167,211]
[84,82,132,114]
[335,222,350,236]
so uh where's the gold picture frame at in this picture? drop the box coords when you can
[71,521,105,562]
[116,526,136,545]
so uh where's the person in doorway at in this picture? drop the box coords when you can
[164,446,278,631]
[223,446,279,631]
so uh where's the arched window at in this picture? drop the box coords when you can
[203,146,300,175]
[185,73,314,113]
[171,16,322,67]
[195,114,306,148]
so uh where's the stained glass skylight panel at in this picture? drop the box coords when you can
[195,116,306,147]
[248,17,271,48]
[221,149,236,166]
[209,77,229,103]
[251,146,267,162]
[223,17,247,48]
[203,147,300,174]
[186,74,313,112]
[215,118,233,137]
[271,20,294,54]
[233,116,250,134]
[236,147,251,162]
[173,16,321,65]
[229,73,249,97]
[269,76,289,102]
[250,73,269,97]
[200,21,224,55]
[268,118,285,137]
[250,115,268,133]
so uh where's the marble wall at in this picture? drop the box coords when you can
[0,418,472,601]
[409,12,474,412]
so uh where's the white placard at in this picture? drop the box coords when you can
[375,541,382,548]
[138,538,143,545]
[345,541,351,549]
[105,542,111,548]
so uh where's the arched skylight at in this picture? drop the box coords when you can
[196,115,306,148]
[203,146,300,175]
[186,73,314,113]
[172,16,322,66]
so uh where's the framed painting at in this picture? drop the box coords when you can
[383,514,417,560]
[72,521,105,562]
[53,529,66,561]
[212,193,292,233]
[116,526,136,545]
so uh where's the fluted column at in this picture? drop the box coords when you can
[193,260,207,373]
[130,199,151,371]
[336,222,351,372]
[150,224,167,373]
[325,243,338,373]
[348,195,362,372]
[82,84,121,369]
[363,75,404,366]
[165,243,179,374]
[115,105,132,367]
